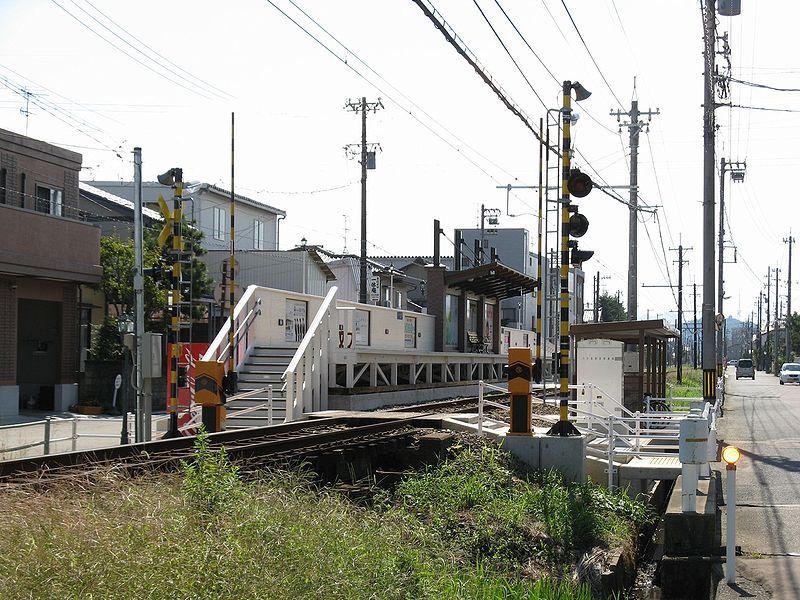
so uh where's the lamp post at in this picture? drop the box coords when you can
[117,313,134,445]
[722,445,741,584]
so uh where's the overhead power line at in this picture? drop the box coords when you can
[559,0,626,110]
[49,0,217,101]
[78,0,234,99]
[729,76,800,92]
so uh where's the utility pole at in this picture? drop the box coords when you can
[718,158,746,370]
[479,204,500,265]
[132,148,145,443]
[345,97,383,304]
[694,283,699,370]
[593,271,600,322]
[757,293,763,369]
[766,268,772,373]
[671,243,691,382]
[785,233,794,361]
[701,0,718,400]
[775,267,781,373]
[610,93,659,321]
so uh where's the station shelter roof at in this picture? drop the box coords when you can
[444,261,536,300]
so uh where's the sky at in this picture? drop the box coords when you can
[0,0,795,325]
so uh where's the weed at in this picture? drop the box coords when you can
[181,427,243,514]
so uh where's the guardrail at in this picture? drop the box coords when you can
[0,415,132,459]
[284,286,337,421]
[476,378,724,489]
[201,285,262,369]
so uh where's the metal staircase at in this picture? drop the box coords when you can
[224,346,295,428]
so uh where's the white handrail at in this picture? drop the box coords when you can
[283,286,337,421]
[201,284,261,365]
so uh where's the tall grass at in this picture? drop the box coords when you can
[0,437,649,599]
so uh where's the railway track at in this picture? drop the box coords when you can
[0,394,511,487]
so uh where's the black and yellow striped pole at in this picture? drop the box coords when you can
[227,112,237,397]
[547,81,580,437]
[165,168,183,439]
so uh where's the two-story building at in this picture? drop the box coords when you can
[0,129,102,417]
[88,181,286,253]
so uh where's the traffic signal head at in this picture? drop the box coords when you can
[569,241,594,265]
[569,212,589,237]
[567,169,593,198]
[143,262,170,281]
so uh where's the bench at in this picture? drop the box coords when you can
[467,331,488,353]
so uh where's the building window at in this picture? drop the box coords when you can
[35,184,63,216]
[19,173,26,207]
[0,168,6,204]
[254,219,265,250]
[213,206,226,241]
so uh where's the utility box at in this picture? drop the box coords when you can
[141,333,162,379]
[623,351,639,373]
[576,338,624,417]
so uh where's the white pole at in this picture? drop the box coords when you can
[607,414,615,489]
[478,380,484,436]
[268,384,273,425]
[726,466,737,584]
[71,418,77,452]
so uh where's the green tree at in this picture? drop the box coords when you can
[99,234,166,319]
[598,292,626,322]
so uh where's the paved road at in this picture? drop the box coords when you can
[715,367,800,599]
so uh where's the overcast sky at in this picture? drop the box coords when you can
[0,0,794,323]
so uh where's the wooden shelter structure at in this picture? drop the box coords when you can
[571,319,680,411]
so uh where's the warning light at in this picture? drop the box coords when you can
[721,445,741,466]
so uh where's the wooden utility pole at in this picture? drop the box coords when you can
[671,243,691,382]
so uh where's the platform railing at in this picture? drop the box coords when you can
[284,286,337,421]
[201,285,262,369]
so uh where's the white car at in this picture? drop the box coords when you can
[779,363,800,385]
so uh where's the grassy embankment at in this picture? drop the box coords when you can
[0,434,653,599]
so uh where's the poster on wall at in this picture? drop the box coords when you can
[353,309,370,346]
[404,316,416,349]
[445,294,458,347]
[285,299,308,342]
[484,304,495,346]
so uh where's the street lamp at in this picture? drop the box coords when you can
[117,313,134,445]
[722,445,741,584]
[548,80,592,438]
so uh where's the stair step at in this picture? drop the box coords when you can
[250,346,298,357]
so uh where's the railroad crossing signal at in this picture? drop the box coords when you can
[507,347,532,436]
[157,194,173,247]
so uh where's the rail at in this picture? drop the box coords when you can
[201,285,262,368]
[284,286,337,421]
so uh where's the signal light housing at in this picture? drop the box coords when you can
[567,169,593,198]
[569,212,589,237]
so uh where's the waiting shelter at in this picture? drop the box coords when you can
[425,261,537,354]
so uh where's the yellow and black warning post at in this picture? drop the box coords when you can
[195,360,227,433]
[507,347,532,436]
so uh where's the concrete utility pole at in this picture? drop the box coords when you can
[701,0,718,400]
[775,267,781,374]
[133,148,145,443]
[610,96,659,321]
[345,97,383,304]
[757,293,763,369]
[718,158,746,369]
[766,268,772,372]
[785,233,794,361]
[671,243,691,382]
[694,283,699,370]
